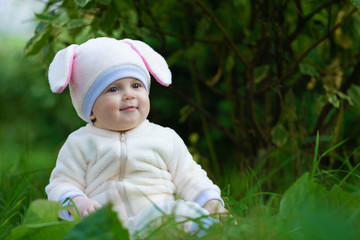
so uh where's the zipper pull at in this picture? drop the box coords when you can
[121,133,126,142]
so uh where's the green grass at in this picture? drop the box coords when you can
[2,137,360,240]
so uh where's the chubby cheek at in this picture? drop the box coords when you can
[106,100,120,111]
[92,98,118,119]
[102,103,120,119]
[142,99,151,117]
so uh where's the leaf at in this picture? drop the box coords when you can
[98,8,117,32]
[65,204,129,240]
[22,200,64,224]
[67,19,87,29]
[254,65,269,84]
[52,12,68,28]
[279,173,327,218]
[351,0,360,10]
[323,84,353,107]
[270,123,288,147]
[322,59,343,89]
[279,173,360,239]
[348,84,360,107]
[336,90,353,105]
[306,76,316,90]
[74,0,93,7]
[327,93,340,108]
[5,200,77,240]
[299,63,319,78]
[329,185,360,222]
[166,50,184,67]
[224,53,235,73]
[35,13,56,22]
[23,23,52,56]
[179,106,195,124]
[311,131,320,178]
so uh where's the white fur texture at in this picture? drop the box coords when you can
[48,44,77,93]
[45,120,220,225]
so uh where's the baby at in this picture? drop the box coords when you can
[46,37,227,236]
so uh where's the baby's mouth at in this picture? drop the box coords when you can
[120,106,137,111]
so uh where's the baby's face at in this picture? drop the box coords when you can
[90,77,150,132]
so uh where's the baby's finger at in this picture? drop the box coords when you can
[82,210,89,217]
[88,206,97,214]
[94,202,102,209]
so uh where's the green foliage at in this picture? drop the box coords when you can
[0,175,33,239]
[5,200,76,240]
[4,200,128,240]
[22,0,360,180]
[2,0,360,239]
[65,204,129,240]
[5,172,360,240]
[352,0,360,10]
[279,173,360,240]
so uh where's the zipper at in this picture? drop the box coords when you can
[118,133,134,217]
[119,133,127,180]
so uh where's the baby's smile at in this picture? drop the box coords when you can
[120,106,137,112]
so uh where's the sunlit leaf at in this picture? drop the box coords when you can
[279,173,360,239]
[351,0,360,10]
[299,63,319,78]
[254,65,269,84]
[35,13,56,22]
[327,93,340,108]
[23,23,52,56]
[5,200,77,240]
[74,0,92,7]
[65,204,129,240]
[52,12,68,28]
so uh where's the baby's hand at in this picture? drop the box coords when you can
[203,200,229,221]
[71,196,102,218]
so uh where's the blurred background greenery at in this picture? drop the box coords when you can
[2,0,360,238]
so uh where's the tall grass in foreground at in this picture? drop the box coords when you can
[0,174,33,239]
[2,137,360,240]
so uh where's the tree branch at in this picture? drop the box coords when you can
[281,7,357,83]
[286,0,339,48]
[143,25,222,44]
[194,0,249,68]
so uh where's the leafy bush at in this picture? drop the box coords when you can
[3,0,360,239]
[25,0,360,181]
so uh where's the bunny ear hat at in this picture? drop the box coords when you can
[48,37,172,122]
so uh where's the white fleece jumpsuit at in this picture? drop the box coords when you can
[46,119,222,232]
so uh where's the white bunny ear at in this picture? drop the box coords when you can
[48,44,78,93]
[122,39,172,86]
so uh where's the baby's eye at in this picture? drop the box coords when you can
[132,83,141,88]
[108,87,118,92]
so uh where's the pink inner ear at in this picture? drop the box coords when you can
[124,42,169,87]
[56,45,78,93]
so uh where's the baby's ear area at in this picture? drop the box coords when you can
[48,44,78,93]
[121,39,172,87]
[90,111,96,122]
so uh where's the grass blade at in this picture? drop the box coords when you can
[311,131,320,178]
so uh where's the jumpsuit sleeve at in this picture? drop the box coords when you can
[45,135,88,203]
[166,129,222,204]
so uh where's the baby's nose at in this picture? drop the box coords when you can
[123,88,135,100]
